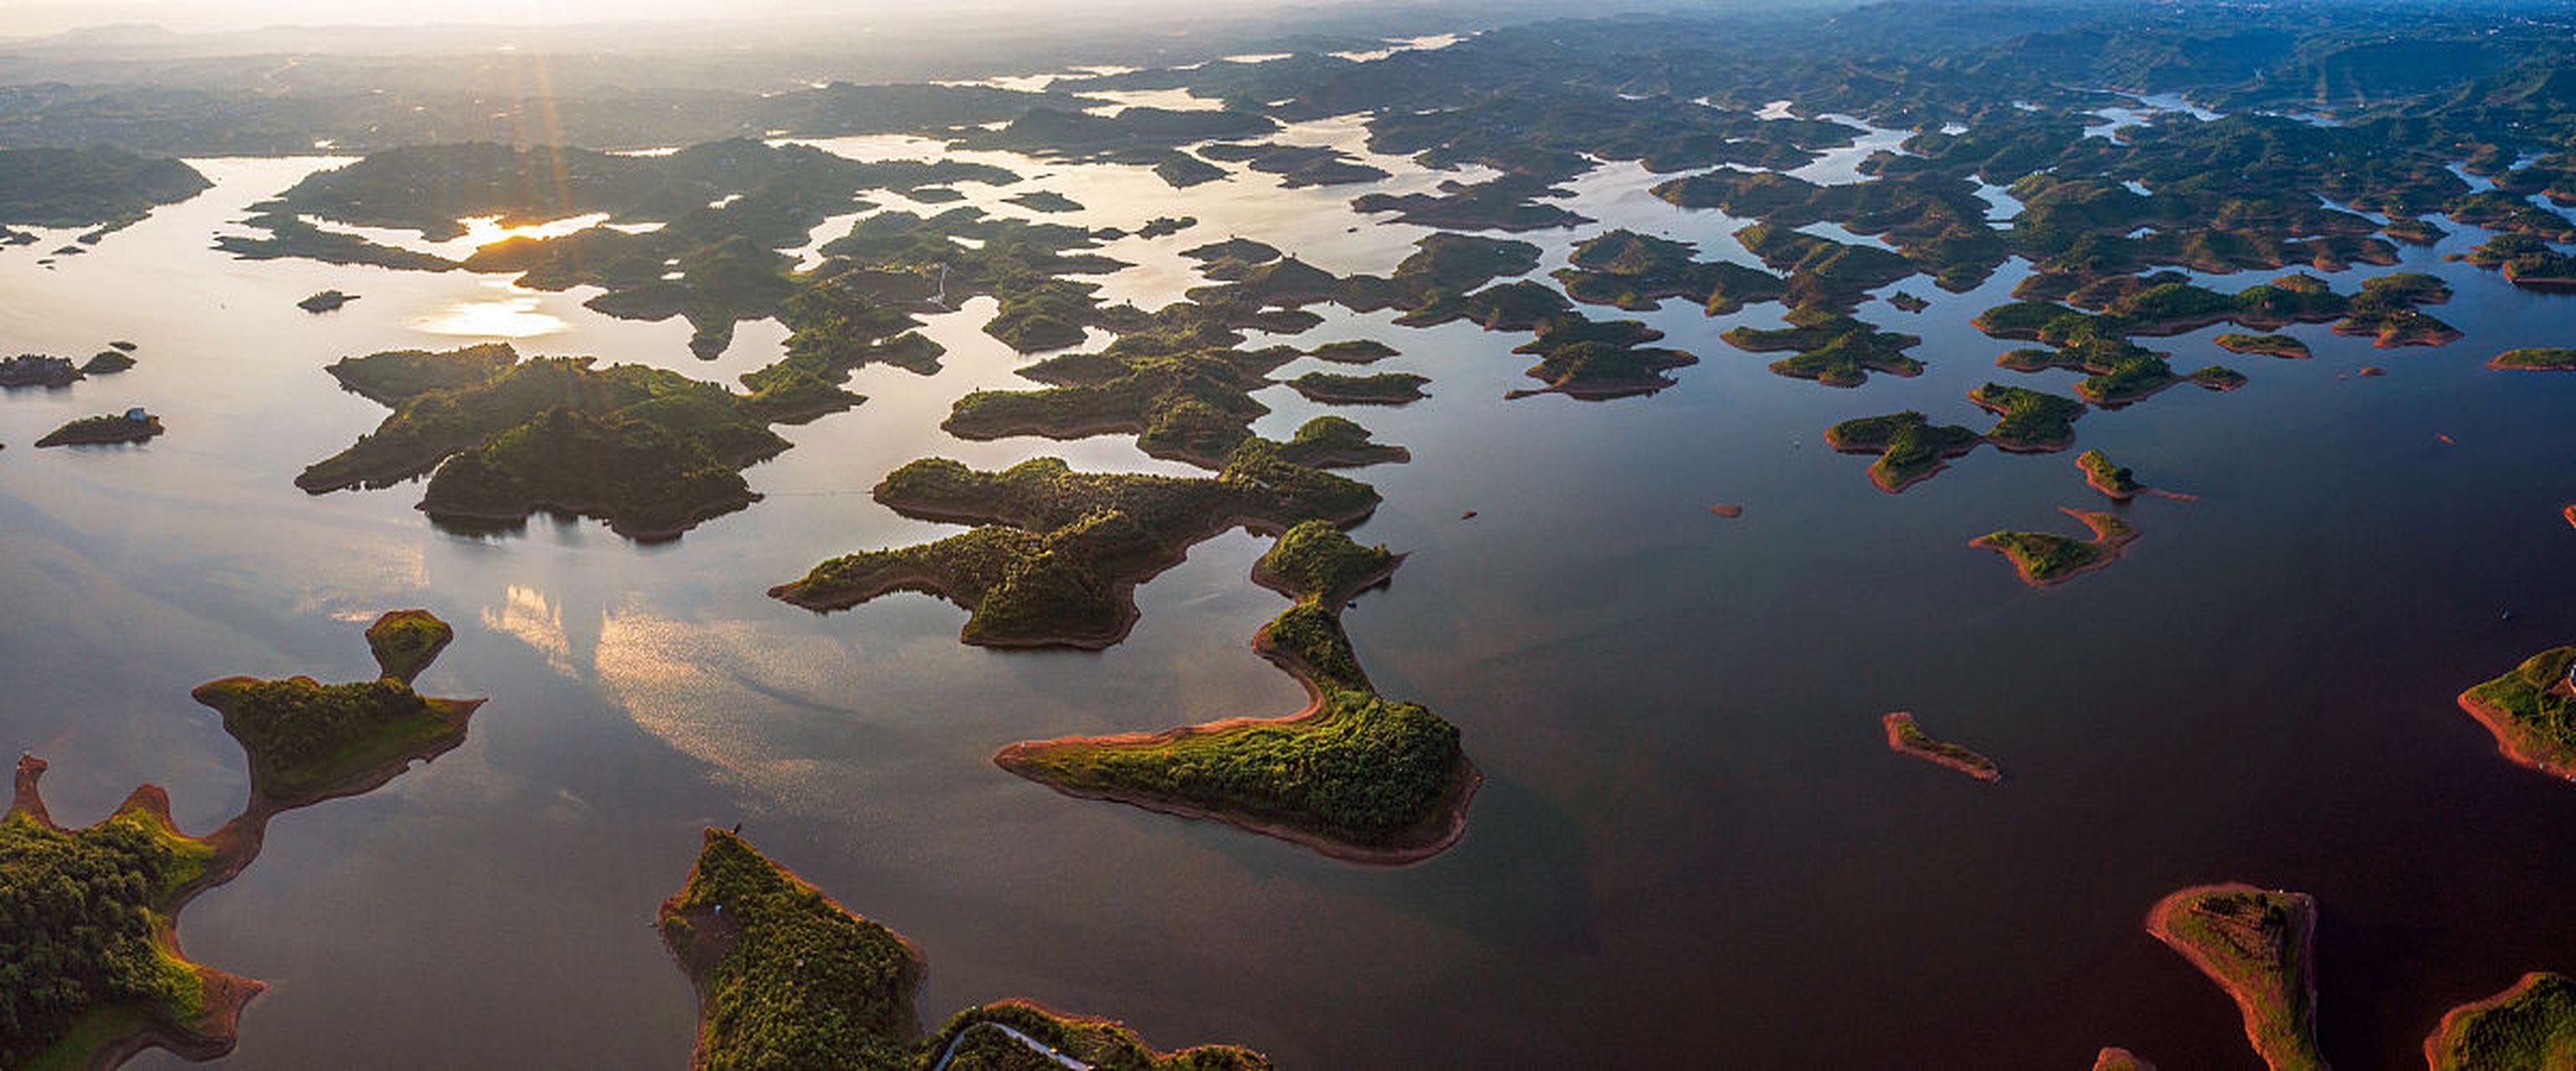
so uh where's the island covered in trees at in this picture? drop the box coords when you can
[658,828,1270,1069]
[0,612,483,1068]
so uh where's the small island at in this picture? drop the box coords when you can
[1308,339,1399,364]
[1723,307,1923,387]
[1,353,83,388]
[2215,332,2310,359]
[192,610,485,807]
[1881,711,2002,782]
[2424,971,2576,1070]
[1825,411,1983,493]
[2076,448,2144,501]
[1287,371,1429,405]
[83,350,136,375]
[2,611,485,1068]
[1971,507,2137,587]
[2188,365,2249,391]
[2093,1049,2158,1071]
[995,521,1480,863]
[659,828,1270,1069]
[772,442,1388,648]
[35,408,162,447]
[1970,382,2086,452]
[2457,646,2576,781]
[297,290,357,313]
[2489,348,2576,372]
[2145,884,2325,1071]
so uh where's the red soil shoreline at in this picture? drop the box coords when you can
[2422,971,2558,1067]
[1881,711,2003,782]
[995,554,1481,865]
[1971,506,2139,588]
[2455,691,2576,781]
[2144,884,2323,1071]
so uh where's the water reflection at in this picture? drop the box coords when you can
[409,278,571,337]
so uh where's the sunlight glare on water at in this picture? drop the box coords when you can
[411,277,571,337]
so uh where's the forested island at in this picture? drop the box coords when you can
[1,612,481,1068]
[995,521,1477,863]
[2458,646,2576,781]
[1971,508,2137,587]
[1881,712,2002,782]
[2145,885,2324,1071]
[659,828,1271,1069]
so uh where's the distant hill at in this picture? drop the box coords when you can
[0,144,208,227]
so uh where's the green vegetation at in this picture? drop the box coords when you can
[1152,153,1228,189]
[1198,142,1389,187]
[2214,333,2309,359]
[1723,307,1922,387]
[1352,174,1590,232]
[0,787,215,1068]
[324,342,521,407]
[1287,371,1428,405]
[1882,712,2002,782]
[2426,972,2576,1071]
[1003,190,1083,213]
[928,1002,1271,1071]
[2459,647,2576,779]
[1824,411,1983,493]
[659,828,925,1070]
[659,829,1269,1070]
[772,446,1383,648]
[1307,340,1398,364]
[33,412,161,448]
[998,521,1475,858]
[1273,415,1410,469]
[1972,508,2137,587]
[301,347,794,538]
[0,146,209,228]
[1968,383,2086,452]
[1511,315,1699,399]
[214,212,461,271]
[2461,233,2576,291]
[1552,229,1787,314]
[365,609,454,684]
[2491,348,2576,372]
[2076,448,2142,500]
[2187,365,2249,391]
[2148,885,2323,1071]
[945,346,1294,467]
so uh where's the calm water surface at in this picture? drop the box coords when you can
[4,112,2576,1069]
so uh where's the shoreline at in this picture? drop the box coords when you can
[1971,507,2138,588]
[2143,884,2322,1071]
[2455,690,2576,782]
[996,551,1480,865]
[1881,711,2003,782]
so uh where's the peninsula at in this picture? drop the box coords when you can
[1971,508,2138,587]
[2424,971,2576,1070]
[2457,647,2576,781]
[1881,712,2003,782]
[995,521,1480,863]
[659,828,1270,1069]
[1,612,483,1068]
[35,410,162,447]
[2144,884,2325,1071]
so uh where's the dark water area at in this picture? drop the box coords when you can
[4,116,2576,1068]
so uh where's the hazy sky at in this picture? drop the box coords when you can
[0,0,1301,37]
